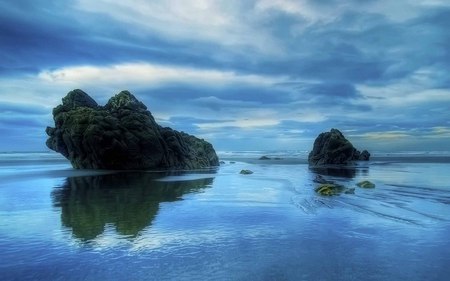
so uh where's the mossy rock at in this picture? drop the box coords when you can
[46,90,219,170]
[356,180,375,188]
[240,169,254,175]
[315,183,346,196]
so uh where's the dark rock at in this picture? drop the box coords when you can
[308,128,370,166]
[359,150,371,160]
[259,155,271,160]
[240,169,253,175]
[219,161,226,165]
[46,89,219,170]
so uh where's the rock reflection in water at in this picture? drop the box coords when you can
[52,172,214,241]
[310,166,368,178]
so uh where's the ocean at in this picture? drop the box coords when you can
[0,151,449,280]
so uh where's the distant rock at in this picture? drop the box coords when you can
[46,89,219,170]
[359,150,371,161]
[308,128,370,166]
[240,169,254,175]
[259,155,271,160]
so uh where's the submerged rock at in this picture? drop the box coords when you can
[46,89,219,170]
[308,128,370,166]
[315,183,346,196]
[315,183,355,196]
[356,180,375,188]
[240,169,254,175]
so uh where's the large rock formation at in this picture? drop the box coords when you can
[308,128,370,166]
[46,89,219,170]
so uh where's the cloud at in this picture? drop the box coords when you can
[38,63,285,88]
[74,0,281,54]
[0,0,449,152]
[0,102,48,115]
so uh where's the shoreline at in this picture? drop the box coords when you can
[219,155,450,165]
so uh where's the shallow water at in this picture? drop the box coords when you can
[0,153,449,280]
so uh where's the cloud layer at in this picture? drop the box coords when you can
[0,0,449,152]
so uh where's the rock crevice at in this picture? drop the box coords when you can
[46,89,219,170]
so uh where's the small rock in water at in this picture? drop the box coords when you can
[356,180,375,188]
[240,169,254,175]
[219,161,226,165]
[314,183,356,196]
[315,183,346,196]
[259,156,271,160]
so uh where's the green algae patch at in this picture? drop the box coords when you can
[356,180,375,188]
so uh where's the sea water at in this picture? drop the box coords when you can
[0,152,449,280]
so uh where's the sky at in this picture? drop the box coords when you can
[0,0,449,152]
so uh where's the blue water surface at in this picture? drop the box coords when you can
[0,153,449,280]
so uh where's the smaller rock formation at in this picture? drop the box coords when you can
[240,169,254,175]
[259,156,271,160]
[359,150,370,161]
[308,129,370,166]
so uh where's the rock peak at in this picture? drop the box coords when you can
[62,89,98,109]
[105,90,147,111]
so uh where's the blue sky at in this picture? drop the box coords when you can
[1,0,449,152]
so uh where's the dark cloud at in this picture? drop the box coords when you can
[0,1,236,75]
